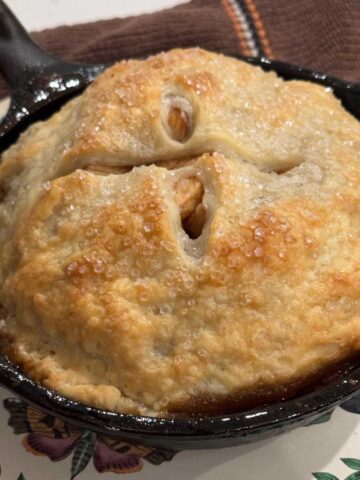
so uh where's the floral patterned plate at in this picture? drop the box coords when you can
[1,386,360,480]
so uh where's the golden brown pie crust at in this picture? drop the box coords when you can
[1,48,360,416]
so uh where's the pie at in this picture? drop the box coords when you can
[1,48,360,416]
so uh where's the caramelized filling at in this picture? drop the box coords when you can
[167,105,191,142]
[174,176,205,239]
[182,202,206,239]
[161,93,194,143]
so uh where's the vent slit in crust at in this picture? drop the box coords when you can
[161,92,194,143]
[174,175,205,239]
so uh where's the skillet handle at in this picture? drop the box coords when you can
[0,0,57,90]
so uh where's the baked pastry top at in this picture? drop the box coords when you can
[1,48,360,416]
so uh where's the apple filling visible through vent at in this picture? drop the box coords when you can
[86,157,206,240]
[174,176,205,239]
[161,93,194,143]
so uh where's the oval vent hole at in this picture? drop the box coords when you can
[175,176,205,239]
[162,93,194,143]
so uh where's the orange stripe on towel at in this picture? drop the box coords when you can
[243,0,273,57]
[221,0,252,56]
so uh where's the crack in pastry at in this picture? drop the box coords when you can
[85,157,207,239]
[85,164,132,175]
[1,48,360,417]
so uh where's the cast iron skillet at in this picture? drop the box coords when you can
[1,0,360,451]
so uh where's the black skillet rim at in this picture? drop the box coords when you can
[1,54,360,440]
[0,356,360,439]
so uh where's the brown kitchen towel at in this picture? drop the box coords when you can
[1,0,359,98]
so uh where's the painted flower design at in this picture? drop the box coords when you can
[311,392,360,480]
[313,458,360,480]
[340,391,360,414]
[3,398,176,478]
[3,390,360,479]
[304,389,360,427]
